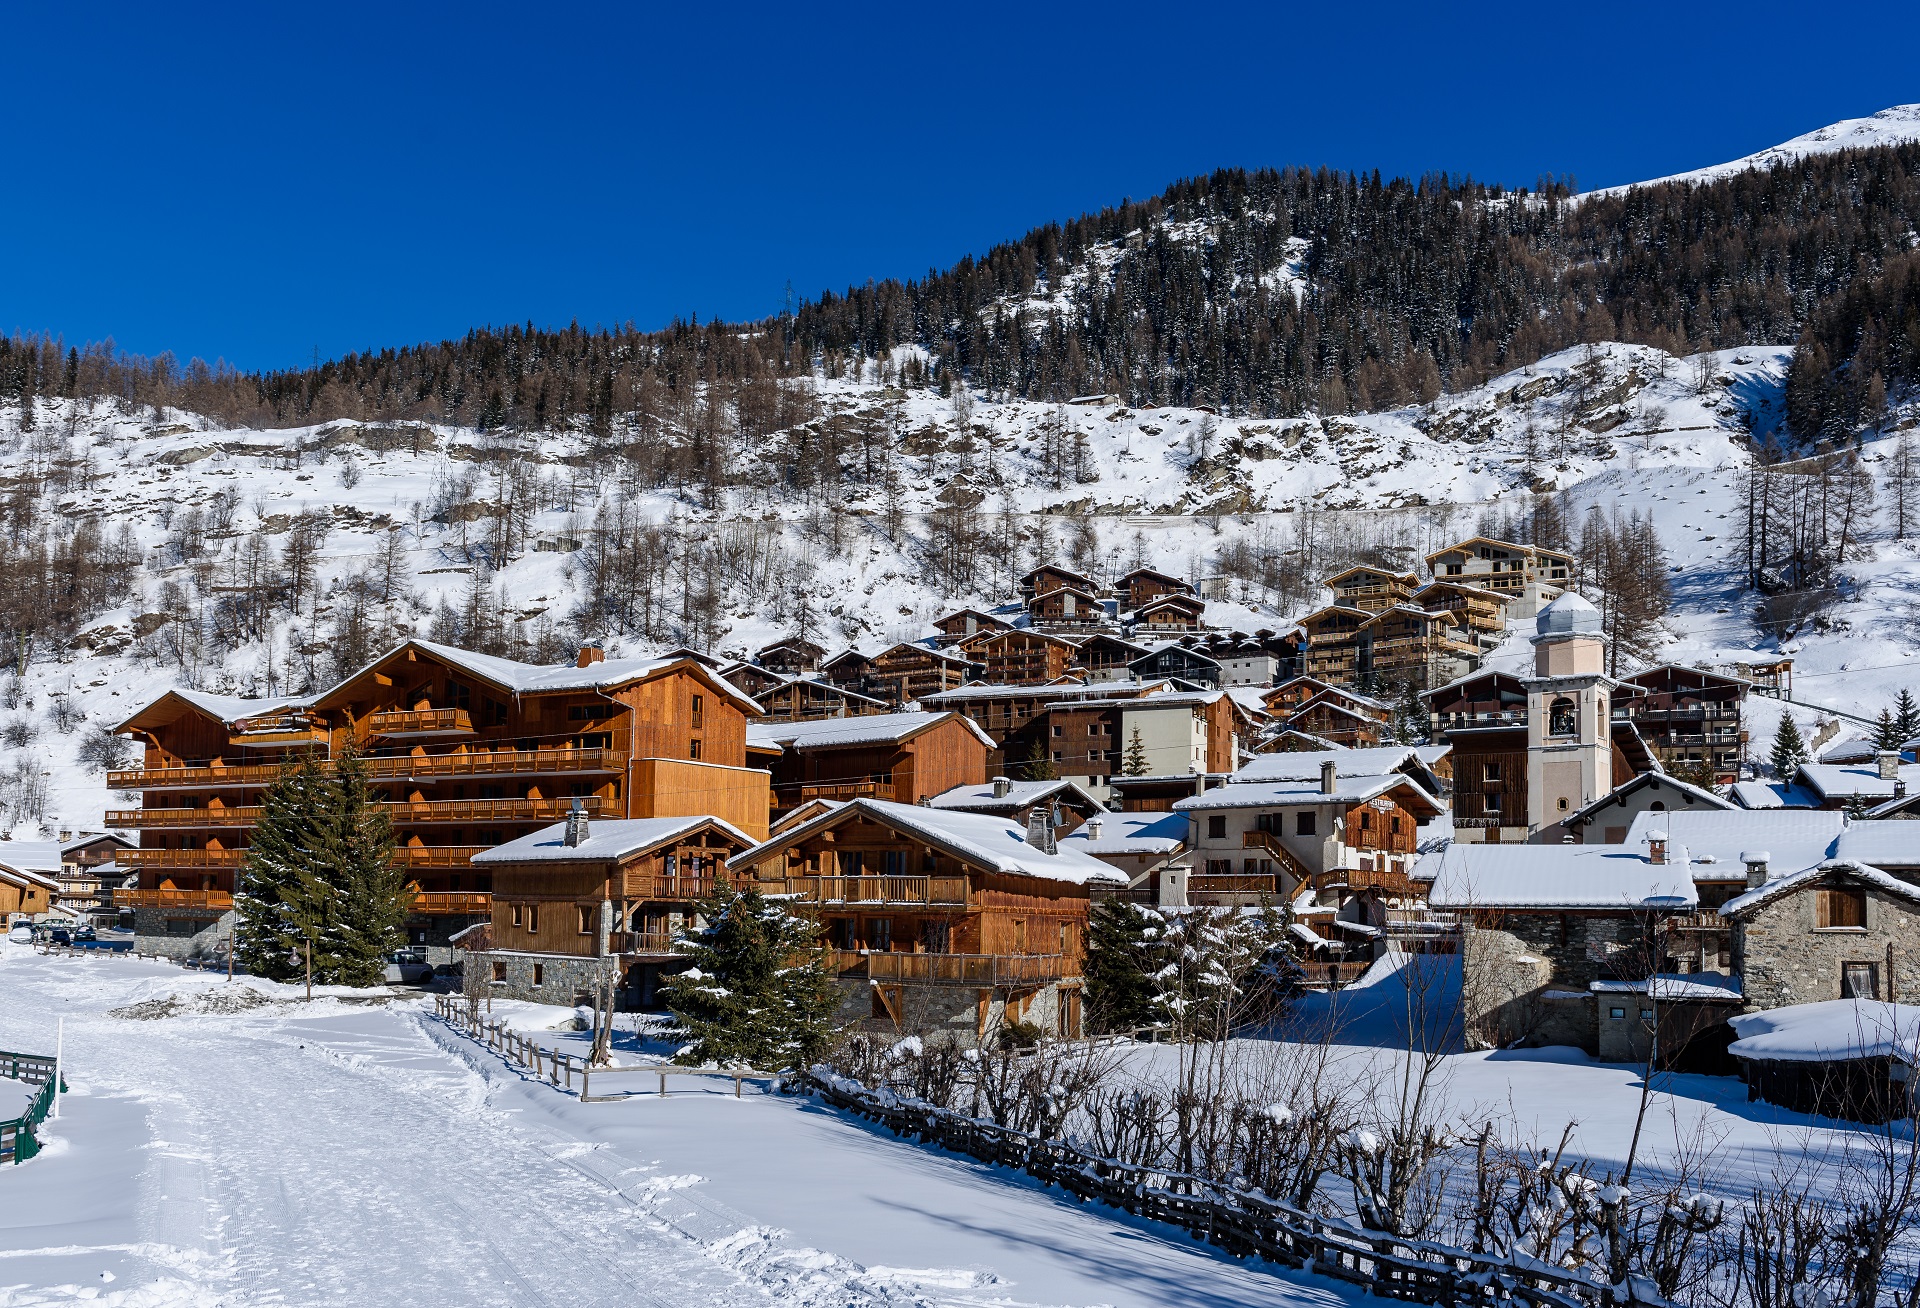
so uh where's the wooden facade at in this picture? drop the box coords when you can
[1134,594,1207,632]
[1299,607,1370,683]
[971,631,1079,685]
[1324,565,1418,613]
[753,678,890,723]
[109,643,773,927]
[932,609,1013,643]
[754,638,825,675]
[866,643,974,705]
[760,714,990,812]
[1619,665,1749,784]
[1115,567,1192,609]
[1028,585,1105,629]
[1020,564,1099,601]
[1071,633,1146,680]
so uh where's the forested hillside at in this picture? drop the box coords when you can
[6,139,1920,443]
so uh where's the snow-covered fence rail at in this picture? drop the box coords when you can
[0,1050,65,1165]
[803,1069,1628,1308]
[433,995,585,1090]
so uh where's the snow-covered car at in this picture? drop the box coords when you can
[6,925,31,945]
[382,950,434,985]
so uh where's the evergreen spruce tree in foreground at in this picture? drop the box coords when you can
[1874,707,1903,752]
[663,885,840,1069]
[1770,716,1810,779]
[1122,726,1150,777]
[1895,688,1920,744]
[233,746,404,986]
[1083,898,1162,1033]
[236,757,330,981]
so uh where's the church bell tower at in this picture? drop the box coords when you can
[1525,592,1615,840]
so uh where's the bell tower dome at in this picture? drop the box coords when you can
[1525,593,1615,839]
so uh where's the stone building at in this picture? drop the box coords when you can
[1722,859,1920,1009]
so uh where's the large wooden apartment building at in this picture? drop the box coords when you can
[109,640,771,957]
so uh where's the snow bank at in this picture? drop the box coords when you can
[1728,999,1920,1063]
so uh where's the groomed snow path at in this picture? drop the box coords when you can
[0,949,1353,1308]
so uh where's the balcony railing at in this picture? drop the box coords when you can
[110,748,617,793]
[113,796,605,829]
[409,891,493,916]
[395,846,488,868]
[230,711,330,749]
[1190,874,1279,905]
[1241,829,1313,883]
[787,875,970,907]
[790,781,885,804]
[1347,864,1416,896]
[865,952,1067,986]
[1665,912,1732,933]
[613,930,680,955]
[120,848,245,867]
[365,708,475,738]
[625,875,731,903]
[118,888,233,911]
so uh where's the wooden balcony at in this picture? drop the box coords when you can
[395,845,488,868]
[792,781,885,804]
[229,711,331,750]
[865,952,1067,986]
[787,875,970,907]
[119,888,233,911]
[1347,863,1416,896]
[108,806,261,828]
[1190,874,1279,905]
[110,748,616,792]
[409,891,493,916]
[120,848,245,868]
[613,930,680,955]
[625,875,731,903]
[365,708,475,739]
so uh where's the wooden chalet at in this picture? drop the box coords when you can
[926,776,1105,833]
[1424,537,1573,610]
[818,648,879,696]
[1133,593,1207,633]
[729,798,1122,1041]
[1361,604,1478,691]
[0,860,57,924]
[1287,693,1389,747]
[754,637,825,676]
[1114,567,1193,609]
[1019,564,1099,603]
[109,641,772,957]
[1618,664,1750,785]
[931,608,1013,644]
[1127,642,1222,688]
[866,642,975,705]
[470,812,755,1008]
[1028,584,1106,630]
[1070,632,1147,681]
[752,678,891,723]
[921,679,1163,776]
[969,630,1081,685]
[1324,565,1418,613]
[1412,580,1513,649]
[1297,606,1370,684]
[748,710,992,814]
[1261,676,1347,716]
[719,661,787,697]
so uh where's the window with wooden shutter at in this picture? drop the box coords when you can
[1842,962,1880,999]
[1816,888,1866,930]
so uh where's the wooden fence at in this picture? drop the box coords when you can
[0,1050,64,1165]
[803,1070,1631,1308]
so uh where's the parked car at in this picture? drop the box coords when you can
[73,925,96,942]
[383,949,434,985]
[48,927,72,946]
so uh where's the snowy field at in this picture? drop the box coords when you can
[3,947,1908,1308]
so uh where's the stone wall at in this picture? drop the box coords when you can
[133,906,233,961]
[1459,911,1654,1055]
[1735,886,1920,1009]
[464,950,619,1007]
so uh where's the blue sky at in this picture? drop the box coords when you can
[6,1,1919,372]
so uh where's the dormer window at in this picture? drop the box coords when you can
[1548,697,1577,737]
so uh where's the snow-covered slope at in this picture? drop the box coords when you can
[1586,104,1920,199]
[5,336,1917,837]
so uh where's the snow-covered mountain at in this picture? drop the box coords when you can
[11,107,1920,837]
[1585,103,1920,198]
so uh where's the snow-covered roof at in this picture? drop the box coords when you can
[1231,746,1428,784]
[1817,736,1880,765]
[60,832,131,854]
[1796,761,1920,803]
[1831,823,1920,866]
[1572,772,1731,827]
[472,815,754,864]
[1172,774,1436,814]
[746,710,994,752]
[1225,688,1275,719]
[1728,999,1920,1065]
[1623,809,1845,879]
[1590,972,1743,1002]
[0,842,67,877]
[1058,810,1188,857]
[315,639,764,714]
[1730,780,1821,810]
[728,798,1122,885]
[1720,859,1920,918]
[921,678,1168,704]
[925,779,1103,814]
[1427,843,1698,911]
[114,686,316,732]
[0,862,60,892]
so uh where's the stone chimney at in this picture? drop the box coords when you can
[1741,851,1769,889]
[563,798,590,848]
[1086,815,1104,841]
[1878,750,1902,782]
[1158,862,1190,908]
[1320,760,1337,795]
[1026,805,1056,855]
[992,775,1012,799]
[1646,829,1668,866]
[576,642,606,668]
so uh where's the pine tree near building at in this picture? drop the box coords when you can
[1122,726,1149,777]
[1874,708,1903,752]
[663,885,839,1069]
[316,744,408,986]
[1770,716,1810,779]
[1083,899,1162,1034]
[235,757,331,982]
[1023,736,1057,782]
[1895,688,1920,744]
